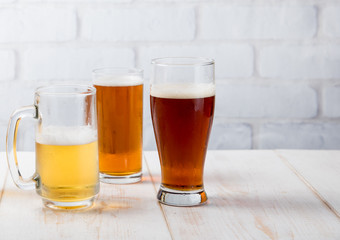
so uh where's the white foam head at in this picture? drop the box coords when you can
[36,126,97,145]
[150,83,215,99]
[93,76,143,87]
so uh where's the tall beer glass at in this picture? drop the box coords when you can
[6,85,99,210]
[150,57,215,206]
[93,68,143,184]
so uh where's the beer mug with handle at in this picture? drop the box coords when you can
[150,57,215,206]
[6,85,99,210]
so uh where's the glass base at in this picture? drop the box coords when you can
[100,172,142,184]
[157,185,208,207]
[42,197,94,210]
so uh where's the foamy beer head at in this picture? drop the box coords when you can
[36,126,97,145]
[93,67,143,87]
[150,83,215,99]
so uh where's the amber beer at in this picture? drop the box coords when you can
[150,84,215,191]
[35,127,99,203]
[94,75,143,181]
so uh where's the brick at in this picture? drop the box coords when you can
[0,50,15,80]
[259,45,340,79]
[0,83,37,152]
[322,124,340,149]
[321,6,340,38]
[4,118,36,151]
[200,5,316,39]
[323,85,340,118]
[81,7,195,41]
[216,84,317,118]
[209,122,252,149]
[0,124,6,151]
[259,123,340,149]
[144,122,157,151]
[16,118,36,151]
[0,7,76,42]
[139,44,253,80]
[143,79,152,123]
[135,0,207,1]
[0,83,36,122]
[22,47,135,80]
[23,0,129,2]
[144,80,158,151]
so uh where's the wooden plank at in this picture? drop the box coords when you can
[145,150,340,240]
[0,152,171,240]
[277,150,340,218]
[0,153,8,204]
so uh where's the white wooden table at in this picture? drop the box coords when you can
[0,150,339,239]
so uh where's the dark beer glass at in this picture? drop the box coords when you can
[150,57,215,206]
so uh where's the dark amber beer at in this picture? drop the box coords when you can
[93,69,143,184]
[151,91,215,191]
[151,57,215,206]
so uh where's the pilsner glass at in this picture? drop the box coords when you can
[150,57,215,206]
[93,68,143,184]
[6,85,99,210]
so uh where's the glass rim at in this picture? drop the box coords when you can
[92,67,143,75]
[35,84,96,96]
[151,57,215,67]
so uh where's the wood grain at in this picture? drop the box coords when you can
[2,150,340,239]
[0,152,171,240]
[277,150,340,219]
[145,150,340,240]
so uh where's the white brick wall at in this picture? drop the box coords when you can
[0,125,6,152]
[209,122,252,149]
[0,0,339,151]
[0,7,76,42]
[259,45,340,79]
[320,6,340,38]
[199,5,317,39]
[215,84,317,118]
[0,83,36,122]
[0,50,15,80]
[323,86,340,118]
[81,7,195,41]
[259,123,340,149]
[139,44,254,79]
[22,47,135,80]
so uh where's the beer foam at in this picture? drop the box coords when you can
[36,126,97,145]
[93,76,143,87]
[150,83,215,99]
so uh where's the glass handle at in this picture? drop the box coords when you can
[6,105,37,190]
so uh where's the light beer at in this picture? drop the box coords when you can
[35,127,99,202]
[150,84,215,191]
[94,76,143,177]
